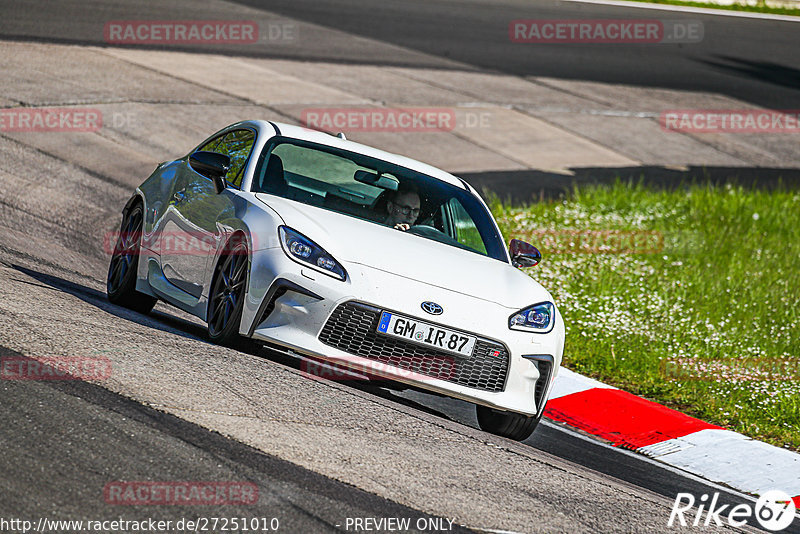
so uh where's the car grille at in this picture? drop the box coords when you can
[318,301,509,392]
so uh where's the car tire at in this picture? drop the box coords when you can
[476,405,541,441]
[106,202,158,314]
[207,237,250,347]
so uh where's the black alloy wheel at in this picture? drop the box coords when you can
[207,239,249,346]
[106,203,157,313]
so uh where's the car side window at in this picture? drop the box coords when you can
[217,130,256,188]
[199,135,224,153]
[197,129,256,188]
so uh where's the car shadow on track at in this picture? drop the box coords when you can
[10,263,212,344]
[699,55,800,92]
[9,263,458,423]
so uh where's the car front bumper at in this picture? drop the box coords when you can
[242,247,565,416]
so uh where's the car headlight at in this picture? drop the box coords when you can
[279,226,347,281]
[509,302,555,333]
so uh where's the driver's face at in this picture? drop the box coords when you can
[387,191,421,226]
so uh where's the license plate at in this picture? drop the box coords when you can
[376,311,476,358]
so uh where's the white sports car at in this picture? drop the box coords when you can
[106,120,565,440]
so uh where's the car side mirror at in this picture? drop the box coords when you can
[510,239,541,268]
[189,151,230,194]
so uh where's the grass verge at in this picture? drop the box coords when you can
[616,0,800,16]
[490,181,800,450]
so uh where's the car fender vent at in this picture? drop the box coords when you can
[524,354,555,415]
[249,279,323,337]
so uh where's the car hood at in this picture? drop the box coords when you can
[255,194,552,309]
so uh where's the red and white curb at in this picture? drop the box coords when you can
[546,368,800,508]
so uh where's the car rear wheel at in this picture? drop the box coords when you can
[476,405,541,441]
[207,239,249,347]
[106,203,157,314]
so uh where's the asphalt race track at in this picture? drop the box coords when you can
[228,0,800,109]
[0,0,797,533]
[4,0,799,109]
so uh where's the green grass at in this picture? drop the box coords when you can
[489,181,800,450]
[618,0,800,16]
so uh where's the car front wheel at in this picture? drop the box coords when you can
[476,405,541,441]
[207,238,249,347]
[106,202,157,314]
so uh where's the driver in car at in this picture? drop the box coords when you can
[384,183,421,231]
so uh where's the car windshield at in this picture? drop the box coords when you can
[251,137,508,262]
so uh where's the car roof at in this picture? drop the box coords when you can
[243,120,468,191]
